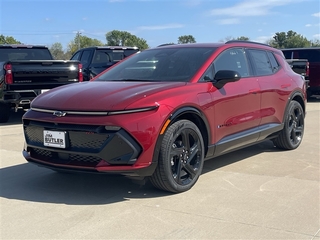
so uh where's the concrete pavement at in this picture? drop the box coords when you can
[0,101,319,239]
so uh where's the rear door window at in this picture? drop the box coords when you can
[248,49,273,76]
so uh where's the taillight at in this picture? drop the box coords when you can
[305,62,309,78]
[4,64,13,84]
[78,63,83,82]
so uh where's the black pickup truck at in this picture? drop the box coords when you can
[285,59,309,79]
[0,44,83,123]
[285,58,310,96]
[282,48,320,99]
[70,46,139,81]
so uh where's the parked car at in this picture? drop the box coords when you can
[70,46,139,81]
[22,41,306,193]
[282,47,320,98]
[0,44,83,123]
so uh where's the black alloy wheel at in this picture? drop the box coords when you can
[273,100,304,150]
[150,120,204,193]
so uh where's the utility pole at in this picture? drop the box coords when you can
[77,31,81,50]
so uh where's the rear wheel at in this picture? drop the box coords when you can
[0,102,11,123]
[273,100,304,150]
[150,120,204,193]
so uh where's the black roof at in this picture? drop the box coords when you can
[0,44,47,49]
[78,46,139,51]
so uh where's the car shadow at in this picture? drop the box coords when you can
[202,140,279,173]
[307,95,320,102]
[0,162,166,205]
[0,110,25,126]
[0,140,280,205]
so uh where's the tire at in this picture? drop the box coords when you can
[273,100,304,150]
[0,102,11,123]
[150,120,205,193]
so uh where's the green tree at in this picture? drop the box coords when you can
[0,34,21,44]
[67,33,104,55]
[269,31,311,48]
[236,36,250,41]
[106,30,130,46]
[311,39,320,47]
[49,42,67,59]
[106,30,149,50]
[177,35,196,44]
[219,36,233,42]
[219,36,250,42]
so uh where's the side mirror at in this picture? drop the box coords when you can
[213,70,241,89]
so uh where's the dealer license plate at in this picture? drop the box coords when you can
[43,130,66,148]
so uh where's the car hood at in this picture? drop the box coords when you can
[31,81,186,111]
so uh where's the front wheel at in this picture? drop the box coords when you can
[273,100,304,150]
[150,120,205,193]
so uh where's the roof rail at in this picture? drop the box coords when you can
[225,40,270,47]
[95,46,139,49]
[157,43,175,47]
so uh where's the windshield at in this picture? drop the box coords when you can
[95,47,216,82]
[0,48,52,61]
[92,49,139,64]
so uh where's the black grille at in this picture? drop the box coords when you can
[69,154,101,164]
[31,148,101,167]
[23,120,141,167]
[32,148,53,158]
[69,131,109,150]
[25,125,43,144]
[24,121,110,151]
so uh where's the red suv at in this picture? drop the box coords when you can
[22,41,306,193]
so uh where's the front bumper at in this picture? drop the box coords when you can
[23,119,156,176]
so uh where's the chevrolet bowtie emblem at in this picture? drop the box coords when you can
[53,111,66,117]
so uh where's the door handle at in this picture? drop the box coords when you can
[249,89,260,94]
[281,84,291,88]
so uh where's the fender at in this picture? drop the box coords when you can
[282,90,306,123]
[151,106,212,165]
